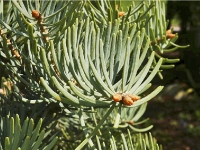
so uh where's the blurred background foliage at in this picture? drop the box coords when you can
[150,1,200,150]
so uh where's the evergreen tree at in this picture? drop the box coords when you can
[0,0,188,149]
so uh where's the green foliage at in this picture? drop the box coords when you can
[0,87,65,149]
[0,0,188,149]
[0,114,58,150]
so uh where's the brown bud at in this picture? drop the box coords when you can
[129,94,140,102]
[0,29,3,35]
[127,121,134,125]
[40,26,46,32]
[166,29,172,35]
[166,33,175,39]
[6,39,11,45]
[166,29,175,39]
[112,93,122,102]
[13,50,21,59]
[118,11,125,17]
[38,16,43,23]
[32,10,40,19]
[122,95,134,106]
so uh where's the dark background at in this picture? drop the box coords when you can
[146,1,200,150]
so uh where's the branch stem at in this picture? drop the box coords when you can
[75,102,116,150]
